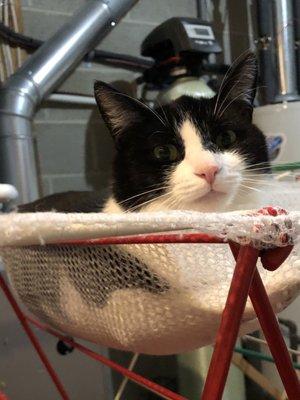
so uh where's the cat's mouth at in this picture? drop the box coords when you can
[204,189,227,199]
[185,188,232,212]
[191,188,228,203]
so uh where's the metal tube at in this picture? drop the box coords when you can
[196,0,212,21]
[293,0,300,92]
[255,0,278,104]
[273,0,299,101]
[0,0,138,203]
[48,93,96,106]
[257,0,274,36]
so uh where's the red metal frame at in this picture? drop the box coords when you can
[59,232,224,246]
[1,232,299,400]
[249,270,300,399]
[0,273,70,400]
[201,246,260,400]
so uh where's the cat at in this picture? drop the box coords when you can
[13,52,271,349]
[19,51,269,214]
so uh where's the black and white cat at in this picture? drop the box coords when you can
[19,51,269,214]
[14,52,274,353]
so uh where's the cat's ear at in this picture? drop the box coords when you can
[94,81,151,138]
[214,51,257,118]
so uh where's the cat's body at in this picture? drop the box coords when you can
[18,190,105,213]
[20,52,269,216]
[15,52,271,331]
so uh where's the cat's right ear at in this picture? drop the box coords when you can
[94,81,149,139]
[213,51,258,120]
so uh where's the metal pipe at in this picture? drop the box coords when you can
[0,0,138,203]
[196,0,212,21]
[255,0,278,104]
[273,0,299,101]
[293,0,300,92]
[47,93,96,106]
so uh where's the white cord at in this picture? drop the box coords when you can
[114,353,139,400]
[274,171,292,181]
[243,334,300,357]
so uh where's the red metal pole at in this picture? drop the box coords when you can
[0,273,70,400]
[26,316,187,400]
[201,246,260,400]
[59,232,224,246]
[249,269,300,399]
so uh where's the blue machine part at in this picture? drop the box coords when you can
[266,135,283,161]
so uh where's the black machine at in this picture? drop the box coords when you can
[140,17,224,87]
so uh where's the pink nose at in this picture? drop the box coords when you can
[195,165,219,184]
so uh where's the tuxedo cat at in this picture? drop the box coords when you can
[14,52,272,347]
[19,51,269,214]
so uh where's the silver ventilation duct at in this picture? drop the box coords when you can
[0,0,138,203]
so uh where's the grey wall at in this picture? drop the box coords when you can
[0,1,255,399]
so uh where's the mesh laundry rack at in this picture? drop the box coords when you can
[0,197,300,398]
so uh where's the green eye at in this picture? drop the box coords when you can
[153,144,179,162]
[216,130,237,149]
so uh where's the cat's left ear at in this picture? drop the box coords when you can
[214,51,258,118]
[94,80,151,139]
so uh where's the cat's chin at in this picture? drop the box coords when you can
[186,190,233,212]
[202,190,228,201]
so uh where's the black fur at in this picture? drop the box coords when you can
[18,191,105,213]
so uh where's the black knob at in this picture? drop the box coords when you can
[56,340,74,356]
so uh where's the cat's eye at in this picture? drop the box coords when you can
[216,130,237,149]
[153,144,179,162]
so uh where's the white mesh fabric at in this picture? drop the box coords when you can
[1,241,299,355]
[0,209,299,248]
[0,184,299,355]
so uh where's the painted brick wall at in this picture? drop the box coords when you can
[20,0,253,198]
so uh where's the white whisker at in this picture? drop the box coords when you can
[155,99,170,127]
[243,173,278,177]
[239,183,262,193]
[212,49,252,117]
[217,87,258,118]
[118,185,169,206]
[216,78,241,117]
[245,161,270,168]
[126,191,171,212]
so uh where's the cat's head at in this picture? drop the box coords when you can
[94,51,269,212]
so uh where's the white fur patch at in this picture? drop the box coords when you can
[178,119,220,177]
[103,197,123,213]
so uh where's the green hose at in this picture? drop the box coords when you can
[234,347,300,370]
[272,162,300,172]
